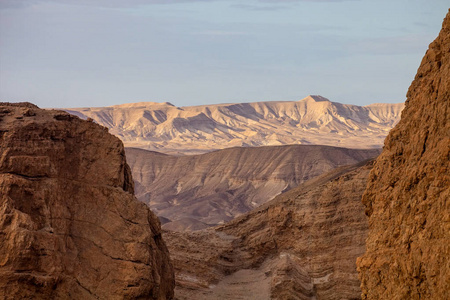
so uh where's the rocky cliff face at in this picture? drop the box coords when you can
[165,161,373,299]
[0,103,174,299]
[126,145,380,231]
[357,11,450,300]
[67,96,403,155]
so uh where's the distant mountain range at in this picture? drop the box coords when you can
[66,95,404,155]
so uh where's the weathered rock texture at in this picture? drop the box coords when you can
[67,95,403,155]
[165,160,373,299]
[126,145,380,231]
[0,103,174,299]
[357,10,450,300]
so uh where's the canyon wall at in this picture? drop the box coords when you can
[166,161,373,299]
[357,10,450,299]
[0,103,174,299]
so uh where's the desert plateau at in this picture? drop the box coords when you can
[66,95,403,155]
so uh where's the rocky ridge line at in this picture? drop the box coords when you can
[67,95,403,155]
[125,145,381,231]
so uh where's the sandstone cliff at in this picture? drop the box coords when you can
[126,145,380,231]
[0,103,175,299]
[357,10,450,300]
[165,160,373,299]
[67,96,403,155]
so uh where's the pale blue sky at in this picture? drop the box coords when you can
[0,0,448,107]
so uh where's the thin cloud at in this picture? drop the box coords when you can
[258,0,359,2]
[413,21,432,28]
[0,0,359,10]
[347,35,432,55]
[231,0,359,12]
[0,0,217,9]
[0,0,38,9]
[231,4,288,11]
[192,30,249,36]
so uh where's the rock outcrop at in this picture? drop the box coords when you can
[357,10,450,299]
[165,160,374,299]
[0,103,174,299]
[67,96,403,155]
[126,145,380,231]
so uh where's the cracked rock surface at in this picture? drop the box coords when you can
[357,10,450,300]
[0,103,174,299]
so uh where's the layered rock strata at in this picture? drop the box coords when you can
[67,95,403,155]
[357,10,450,300]
[0,103,174,299]
[165,160,374,299]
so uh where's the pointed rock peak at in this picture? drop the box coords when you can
[300,95,331,103]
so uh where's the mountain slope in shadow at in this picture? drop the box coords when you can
[125,145,380,231]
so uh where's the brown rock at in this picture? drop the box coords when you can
[126,145,380,231]
[0,103,175,299]
[357,10,450,300]
[166,160,373,299]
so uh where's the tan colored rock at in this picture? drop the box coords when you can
[0,103,174,299]
[126,145,380,231]
[165,161,374,299]
[67,96,403,155]
[357,10,450,300]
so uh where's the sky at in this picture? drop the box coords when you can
[0,0,448,108]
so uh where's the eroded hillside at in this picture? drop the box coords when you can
[165,160,373,299]
[125,145,380,231]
